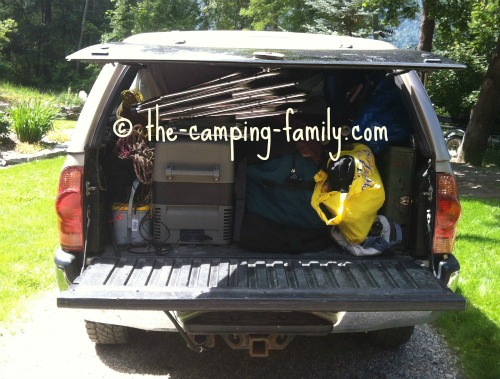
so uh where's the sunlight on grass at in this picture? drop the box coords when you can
[434,198,500,379]
[46,120,77,143]
[14,142,50,154]
[0,82,83,107]
[0,157,64,326]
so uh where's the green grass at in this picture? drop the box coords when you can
[434,198,500,379]
[46,119,77,144]
[0,81,83,107]
[0,157,64,327]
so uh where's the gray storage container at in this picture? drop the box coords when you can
[152,139,234,244]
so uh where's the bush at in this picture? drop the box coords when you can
[8,99,60,143]
[0,110,10,144]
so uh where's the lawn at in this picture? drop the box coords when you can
[0,157,64,326]
[0,81,83,107]
[434,198,500,379]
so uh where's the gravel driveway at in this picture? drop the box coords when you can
[0,290,463,379]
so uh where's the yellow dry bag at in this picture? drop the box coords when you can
[311,143,385,244]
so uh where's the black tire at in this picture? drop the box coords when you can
[446,136,462,158]
[367,326,415,350]
[85,321,129,345]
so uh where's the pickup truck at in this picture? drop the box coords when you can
[55,31,465,357]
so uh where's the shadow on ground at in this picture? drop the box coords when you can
[95,325,460,379]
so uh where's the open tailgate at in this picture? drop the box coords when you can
[58,256,465,312]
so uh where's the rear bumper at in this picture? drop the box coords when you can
[79,308,441,334]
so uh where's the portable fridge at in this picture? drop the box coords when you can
[152,139,234,244]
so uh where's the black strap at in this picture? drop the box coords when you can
[232,157,247,242]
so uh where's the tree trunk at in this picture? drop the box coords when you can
[458,33,500,166]
[76,0,90,72]
[418,0,436,52]
[42,0,52,24]
[78,0,89,51]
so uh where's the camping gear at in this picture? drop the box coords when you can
[245,153,324,229]
[239,213,330,253]
[378,146,416,226]
[152,139,234,244]
[311,143,385,244]
[351,78,413,153]
[330,215,403,256]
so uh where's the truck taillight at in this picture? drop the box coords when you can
[56,166,84,251]
[433,173,461,254]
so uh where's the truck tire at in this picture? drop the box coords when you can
[367,326,415,350]
[85,321,129,345]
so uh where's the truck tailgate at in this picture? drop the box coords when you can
[57,256,465,311]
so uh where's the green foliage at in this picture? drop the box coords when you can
[0,18,17,79]
[240,0,312,31]
[304,0,418,37]
[434,198,500,379]
[0,0,111,88]
[427,43,488,118]
[200,0,250,30]
[104,0,200,41]
[427,0,500,119]
[0,110,10,143]
[103,0,138,41]
[8,99,60,144]
[134,0,200,34]
[54,88,85,107]
[0,82,83,107]
[0,18,17,48]
[305,0,373,36]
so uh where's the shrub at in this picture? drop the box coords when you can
[0,110,10,143]
[8,99,60,143]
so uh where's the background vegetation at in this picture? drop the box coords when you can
[1,0,499,164]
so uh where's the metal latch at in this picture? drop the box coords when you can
[86,181,97,197]
[399,196,412,206]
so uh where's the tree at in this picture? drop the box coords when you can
[104,0,200,41]
[240,0,312,31]
[305,0,418,37]
[133,0,200,34]
[0,18,17,78]
[0,0,112,89]
[423,1,500,165]
[305,0,372,36]
[200,0,250,30]
[0,19,17,48]
[417,0,437,51]
[458,33,500,165]
[103,0,138,41]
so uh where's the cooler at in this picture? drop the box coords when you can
[152,139,234,244]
